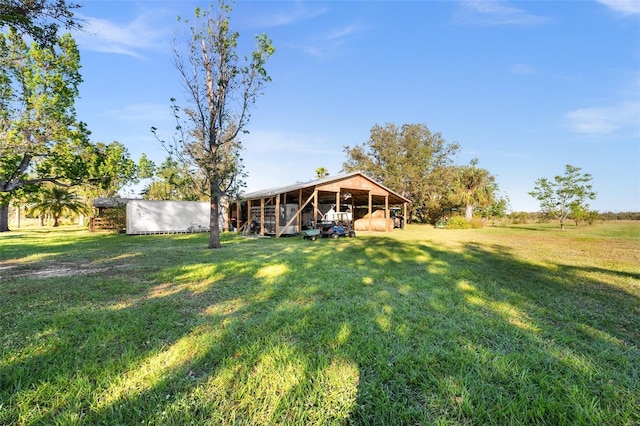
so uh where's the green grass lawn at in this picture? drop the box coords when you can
[1,222,638,425]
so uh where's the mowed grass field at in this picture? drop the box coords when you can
[0,222,638,425]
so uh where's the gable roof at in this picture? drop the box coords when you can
[239,171,411,206]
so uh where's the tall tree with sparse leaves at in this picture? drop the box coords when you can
[155,1,274,248]
[529,164,596,230]
[0,28,90,232]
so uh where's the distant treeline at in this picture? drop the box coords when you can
[509,211,640,224]
[597,211,640,220]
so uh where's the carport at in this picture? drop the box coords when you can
[229,171,411,237]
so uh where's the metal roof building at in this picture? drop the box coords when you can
[229,171,411,237]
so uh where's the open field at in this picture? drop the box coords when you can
[1,222,639,425]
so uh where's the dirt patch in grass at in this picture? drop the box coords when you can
[0,261,131,280]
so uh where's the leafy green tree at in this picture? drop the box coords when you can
[479,192,510,225]
[84,141,138,197]
[136,153,156,181]
[0,28,90,232]
[0,0,81,49]
[76,143,155,216]
[570,204,600,227]
[342,122,459,223]
[142,157,207,201]
[155,1,274,248]
[449,159,497,221]
[28,185,87,227]
[529,164,597,230]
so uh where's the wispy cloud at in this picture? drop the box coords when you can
[509,63,537,75]
[289,21,366,60]
[247,3,328,28]
[595,0,640,15]
[103,103,174,123]
[455,0,551,26]
[566,101,640,135]
[297,45,326,59]
[73,12,170,58]
[327,23,362,41]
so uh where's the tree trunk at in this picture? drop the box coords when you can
[0,201,10,232]
[465,204,473,221]
[209,186,222,249]
[15,204,21,228]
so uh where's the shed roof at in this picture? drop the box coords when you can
[93,197,130,208]
[239,171,411,206]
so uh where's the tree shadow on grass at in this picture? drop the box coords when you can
[1,232,638,425]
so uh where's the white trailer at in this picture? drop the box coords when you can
[125,200,218,235]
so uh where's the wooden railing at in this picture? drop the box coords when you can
[89,217,125,233]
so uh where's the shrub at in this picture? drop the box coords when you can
[445,216,470,229]
[470,217,485,229]
[509,212,529,224]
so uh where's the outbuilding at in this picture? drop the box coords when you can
[229,171,411,237]
[90,198,217,234]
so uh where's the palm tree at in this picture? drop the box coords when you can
[29,186,88,227]
[449,160,496,221]
[315,167,329,179]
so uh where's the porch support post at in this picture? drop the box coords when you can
[260,198,265,236]
[275,193,281,237]
[404,203,408,227]
[385,195,390,232]
[351,197,355,227]
[236,201,241,233]
[368,191,372,231]
[298,189,303,232]
[313,190,318,227]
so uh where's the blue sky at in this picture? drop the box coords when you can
[72,0,639,212]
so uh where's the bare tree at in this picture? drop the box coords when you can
[156,1,274,248]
